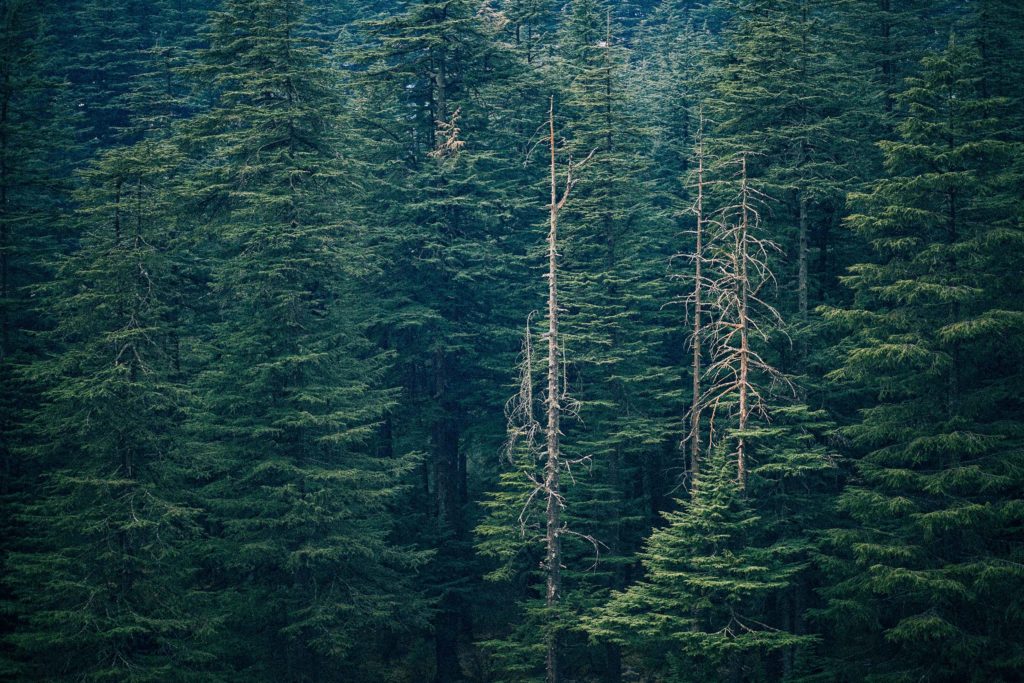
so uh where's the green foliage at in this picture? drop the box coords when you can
[587,443,816,681]
[177,1,430,677]
[1,2,1022,682]
[0,2,82,676]
[5,138,210,681]
[814,39,1024,682]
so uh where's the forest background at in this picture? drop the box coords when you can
[1,0,1022,681]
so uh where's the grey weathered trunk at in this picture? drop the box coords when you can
[544,96,563,683]
[737,155,751,488]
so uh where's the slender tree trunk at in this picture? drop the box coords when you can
[817,206,834,299]
[880,0,895,114]
[797,4,810,324]
[690,115,706,475]
[737,156,751,488]
[798,191,808,321]
[0,72,9,363]
[0,76,9,496]
[946,187,959,417]
[544,96,562,683]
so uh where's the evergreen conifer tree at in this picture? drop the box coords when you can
[350,3,543,678]
[179,1,429,678]
[5,137,210,682]
[0,1,76,674]
[553,2,683,678]
[709,0,881,327]
[815,39,1024,682]
[586,443,813,681]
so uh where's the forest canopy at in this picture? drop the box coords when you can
[1,0,1022,681]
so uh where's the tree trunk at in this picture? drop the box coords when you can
[798,192,808,321]
[690,115,706,475]
[0,73,9,363]
[737,156,751,488]
[544,96,562,683]
[432,349,463,682]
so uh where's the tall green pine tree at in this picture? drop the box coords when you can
[180,1,428,678]
[816,39,1024,682]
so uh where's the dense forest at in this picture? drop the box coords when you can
[1,0,1022,681]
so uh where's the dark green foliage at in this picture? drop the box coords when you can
[708,0,883,324]
[815,40,1024,682]
[555,1,683,677]
[64,0,213,149]
[2,1,1022,682]
[179,1,429,677]
[586,443,814,681]
[6,139,208,682]
[351,3,552,679]
[0,1,76,675]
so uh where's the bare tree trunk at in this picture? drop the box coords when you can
[534,98,593,683]
[737,155,751,488]
[689,114,706,476]
[544,96,563,683]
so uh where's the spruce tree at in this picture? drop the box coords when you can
[5,137,210,682]
[586,148,835,681]
[0,1,75,674]
[351,3,539,678]
[708,0,881,327]
[475,96,599,683]
[816,39,1024,682]
[586,443,813,681]
[553,2,683,679]
[504,0,558,63]
[179,1,428,678]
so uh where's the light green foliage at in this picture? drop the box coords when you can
[587,444,815,681]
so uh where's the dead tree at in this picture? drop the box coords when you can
[502,98,595,683]
[688,112,708,476]
[539,95,594,683]
[699,153,789,487]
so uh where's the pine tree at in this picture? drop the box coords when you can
[350,3,543,678]
[5,136,211,681]
[504,0,558,63]
[64,0,147,147]
[585,147,835,680]
[475,97,597,683]
[586,443,813,681]
[862,0,958,117]
[0,2,77,675]
[122,0,210,137]
[709,0,881,328]
[179,1,428,678]
[815,38,1024,682]
[552,3,683,679]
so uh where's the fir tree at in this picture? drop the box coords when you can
[587,148,835,681]
[816,39,1024,682]
[553,2,683,678]
[351,3,540,678]
[475,97,597,683]
[586,443,813,681]
[179,1,428,678]
[709,0,881,327]
[0,2,76,674]
[5,137,210,682]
